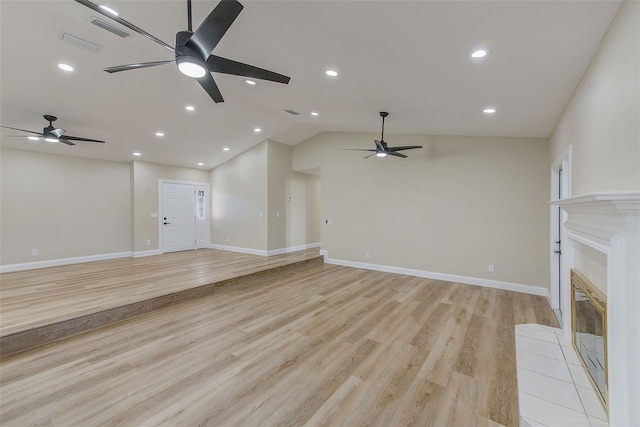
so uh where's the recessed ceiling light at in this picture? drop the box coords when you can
[325,69,338,77]
[245,80,256,85]
[28,136,40,141]
[57,63,74,72]
[311,111,319,116]
[223,147,230,151]
[133,152,142,156]
[155,132,164,137]
[254,128,261,133]
[483,108,497,114]
[197,162,204,166]
[470,48,488,59]
[99,4,119,16]
[185,105,195,111]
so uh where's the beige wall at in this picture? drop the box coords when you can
[294,132,550,289]
[131,160,210,253]
[0,148,131,265]
[550,0,639,194]
[211,142,268,251]
[211,140,321,252]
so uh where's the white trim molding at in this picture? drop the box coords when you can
[132,249,162,258]
[552,191,640,427]
[322,253,550,298]
[209,244,268,257]
[267,242,321,257]
[0,251,132,273]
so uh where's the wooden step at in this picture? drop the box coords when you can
[0,253,322,359]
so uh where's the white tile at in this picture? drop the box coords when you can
[568,363,594,389]
[516,325,560,344]
[519,392,591,427]
[553,328,572,346]
[588,416,609,427]
[561,345,583,366]
[516,335,565,362]
[516,349,573,382]
[522,415,548,427]
[517,368,584,412]
[576,386,608,421]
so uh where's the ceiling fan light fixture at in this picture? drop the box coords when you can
[376,152,387,158]
[177,56,207,79]
[44,137,59,143]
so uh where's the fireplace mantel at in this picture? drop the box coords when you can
[551,191,639,427]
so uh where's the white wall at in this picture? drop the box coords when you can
[550,0,639,195]
[294,132,550,290]
[0,148,131,265]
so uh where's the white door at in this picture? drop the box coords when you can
[162,183,196,253]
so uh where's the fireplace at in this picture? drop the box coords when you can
[571,269,607,409]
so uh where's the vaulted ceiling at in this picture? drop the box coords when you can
[0,0,621,169]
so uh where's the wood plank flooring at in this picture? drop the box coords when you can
[0,261,558,427]
[0,248,321,337]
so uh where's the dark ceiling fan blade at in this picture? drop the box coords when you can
[102,60,175,74]
[188,0,244,59]
[0,126,43,136]
[206,55,290,84]
[74,0,176,53]
[197,73,224,103]
[388,145,423,152]
[58,139,76,146]
[343,149,377,152]
[61,135,106,144]
[364,153,378,159]
[374,140,384,150]
[387,152,408,158]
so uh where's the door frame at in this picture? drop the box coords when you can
[158,179,211,254]
[550,145,572,326]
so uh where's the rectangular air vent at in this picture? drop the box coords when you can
[61,33,100,53]
[285,109,300,116]
[89,16,130,38]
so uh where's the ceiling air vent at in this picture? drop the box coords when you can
[61,33,100,53]
[89,16,130,38]
[285,109,300,116]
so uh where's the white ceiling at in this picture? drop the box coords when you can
[0,0,621,169]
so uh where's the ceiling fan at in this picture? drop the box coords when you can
[346,112,423,158]
[0,115,105,146]
[74,0,291,103]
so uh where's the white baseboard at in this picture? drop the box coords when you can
[0,251,132,273]
[323,254,550,298]
[209,242,321,257]
[132,249,162,258]
[267,242,321,256]
[209,244,268,257]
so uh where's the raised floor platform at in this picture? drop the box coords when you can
[0,248,323,359]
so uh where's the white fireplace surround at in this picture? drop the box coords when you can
[552,191,640,427]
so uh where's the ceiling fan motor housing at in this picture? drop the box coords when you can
[175,31,208,77]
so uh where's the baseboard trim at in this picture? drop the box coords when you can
[132,249,162,258]
[0,251,132,273]
[324,255,550,298]
[209,244,268,257]
[267,242,321,256]
[209,243,321,257]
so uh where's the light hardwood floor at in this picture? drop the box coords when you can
[0,261,557,426]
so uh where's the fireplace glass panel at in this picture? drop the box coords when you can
[573,277,607,403]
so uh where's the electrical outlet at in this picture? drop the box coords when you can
[32,249,39,256]
[365,251,370,258]
[146,240,151,246]
[488,264,495,273]
[226,236,230,242]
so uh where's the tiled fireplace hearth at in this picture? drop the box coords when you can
[550,192,640,427]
